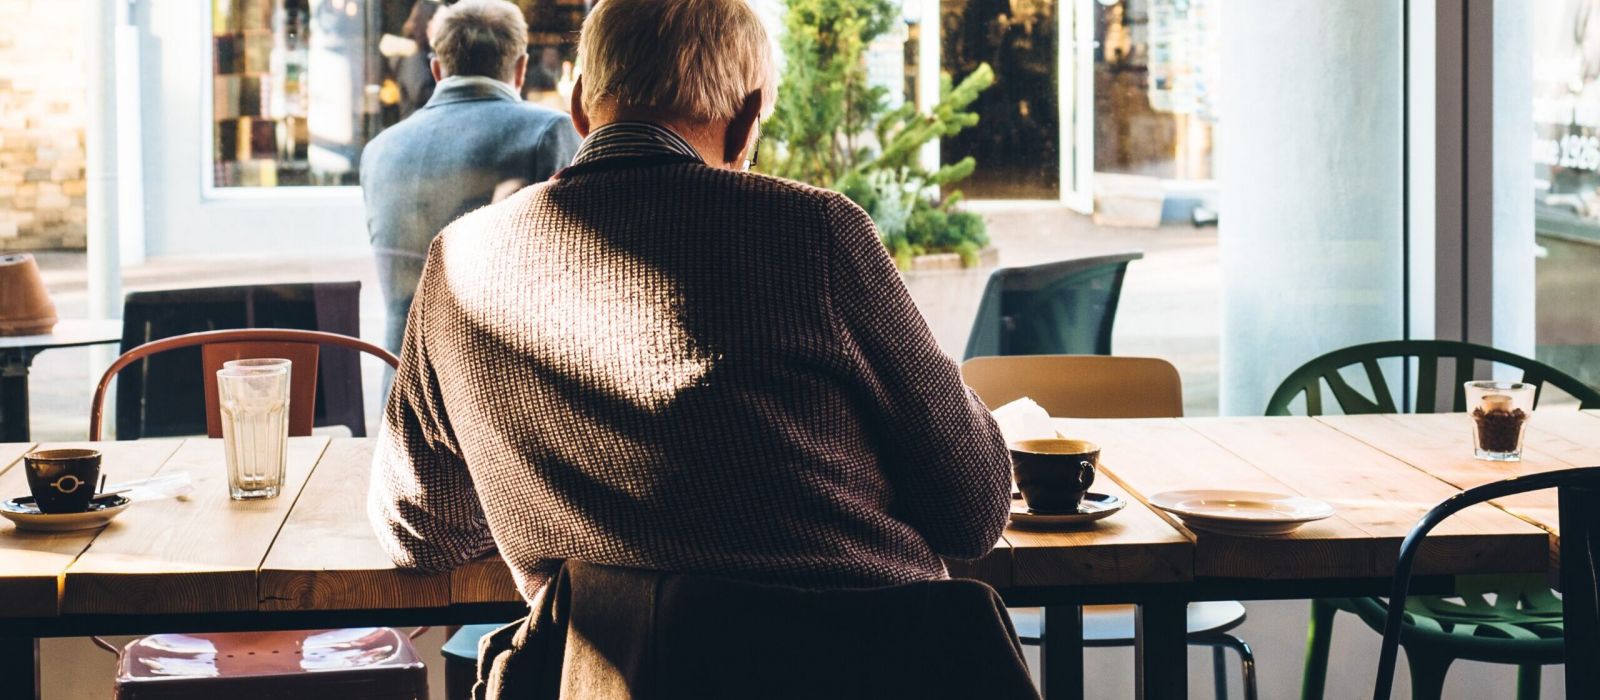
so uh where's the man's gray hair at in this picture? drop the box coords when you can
[578,0,775,123]
[430,0,528,80]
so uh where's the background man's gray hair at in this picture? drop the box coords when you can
[578,0,775,123]
[430,0,528,80]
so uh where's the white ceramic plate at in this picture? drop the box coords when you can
[1147,490,1333,537]
[0,495,131,532]
[1009,492,1126,529]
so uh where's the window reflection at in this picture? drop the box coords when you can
[940,0,1061,199]
[1534,0,1600,388]
[209,0,585,189]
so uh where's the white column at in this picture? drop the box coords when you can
[1485,1,1534,357]
[86,0,121,322]
[917,0,940,174]
[1217,0,1404,416]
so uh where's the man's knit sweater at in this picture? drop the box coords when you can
[368,129,1012,601]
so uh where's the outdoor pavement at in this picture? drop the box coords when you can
[21,205,1219,442]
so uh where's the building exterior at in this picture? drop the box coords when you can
[0,0,89,251]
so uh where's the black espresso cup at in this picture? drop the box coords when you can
[1010,438,1099,514]
[24,448,102,514]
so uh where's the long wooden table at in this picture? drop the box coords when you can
[1,412,1597,700]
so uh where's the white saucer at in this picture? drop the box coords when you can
[1148,489,1333,537]
[1009,493,1126,529]
[0,494,132,532]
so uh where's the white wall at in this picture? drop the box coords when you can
[1217,0,1405,416]
[134,0,369,258]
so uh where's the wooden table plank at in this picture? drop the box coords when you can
[1190,416,1548,577]
[0,441,181,618]
[1004,468,1191,587]
[1524,410,1600,469]
[62,437,330,615]
[259,438,450,611]
[1321,413,1573,532]
[452,556,522,604]
[1059,418,1381,580]
[0,443,36,477]
[1322,411,1600,580]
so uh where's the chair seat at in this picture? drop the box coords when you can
[443,623,505,662]
[115,628,427,699]
[1010,601,1248,644]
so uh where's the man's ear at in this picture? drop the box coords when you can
[430,56,444,82]
[570,76,591,137]
[511,53,529,93]
[723,89,764,167]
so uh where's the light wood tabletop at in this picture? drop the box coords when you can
[1060,415,1555,582]
[2,411,1596,619]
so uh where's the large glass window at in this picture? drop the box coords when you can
[1534,0,1600,388]
[1093,0,1218,181]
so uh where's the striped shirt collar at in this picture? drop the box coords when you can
[569,121,705,167]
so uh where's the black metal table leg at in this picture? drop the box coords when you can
[1561,484,1600,698]
[1039,605,1084,700]
[1136,601,1187,700]
[1,636,40,700]
[0,348,35,442]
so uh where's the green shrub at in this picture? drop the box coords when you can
[761,0,994,268]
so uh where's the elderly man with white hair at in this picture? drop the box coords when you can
[369,0,1024,693]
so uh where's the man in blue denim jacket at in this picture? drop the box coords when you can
[361,0,580,355]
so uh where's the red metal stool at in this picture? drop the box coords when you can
[109,628,427,699]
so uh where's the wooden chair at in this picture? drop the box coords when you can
[1270,340,1600,700]
[88,329,410,697]
[962,354,1185,418]
[960,355,1258,699]
[90,328,398,441]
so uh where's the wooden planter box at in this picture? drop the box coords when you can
[904,246,1000,272]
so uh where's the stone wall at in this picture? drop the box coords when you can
[0,0,88,251]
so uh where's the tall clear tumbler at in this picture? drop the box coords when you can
[217,365,290,499]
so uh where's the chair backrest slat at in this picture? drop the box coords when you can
[1450,352,1475,412]
[1415,354,1438,414]
[200,341,321,439]
[1360,359,1398,413]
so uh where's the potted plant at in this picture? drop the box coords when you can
[761,0,996,269]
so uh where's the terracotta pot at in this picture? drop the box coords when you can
[0,254,57,336]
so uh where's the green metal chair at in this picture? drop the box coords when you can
[963,252,1142,360]
[1266,339,1600,700]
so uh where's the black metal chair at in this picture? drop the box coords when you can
[116,282,369,439]
[963,252,1142,360]
[1372,466,1600,700]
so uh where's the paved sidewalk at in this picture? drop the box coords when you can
[23,206,1218,441]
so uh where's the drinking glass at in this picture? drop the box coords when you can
[217,365,290,499]
[1465,380,1535,462]
[224,357,292,374]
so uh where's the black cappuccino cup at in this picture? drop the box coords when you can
[24,449,102,514]
[1010,438,1099,514]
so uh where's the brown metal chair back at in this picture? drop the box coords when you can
[91,329,399,441]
